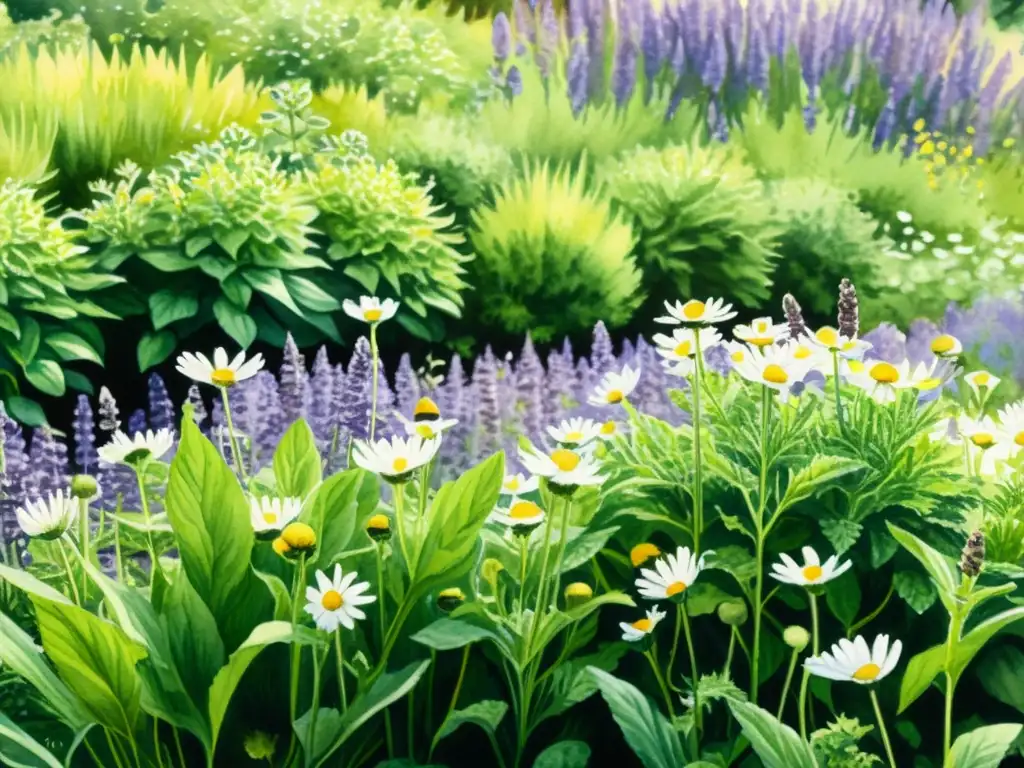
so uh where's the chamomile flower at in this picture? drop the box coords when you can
[909,360,958,393]
[656,297,737,326]
[16,490,78,540]
[547,418,604,447]
[352,435,441,483]
[588,365,641,406]
[958,416,1009,476]
[733,317,789,347]
[597,420,622,440]
[847,360,916,405]
[732,341,815,401]
[635,545,711,601]
[399,397,459,438]
[770,546,852,587]
[929,333,963,358]
[98,429,175,466]
[964,370,1001,400]
[630,542,661,567]
[997,402,1024,450]
[489,499,545,533]
[176,348,265,388]
[805,634,903,685]
[811,327,872,360]
[250,496,302,535]
[304,564,376,632]
[518,445,605,493]
[652,327,723,377]
[620,606,667,642]
[342,295,399,324]
[502,473,539,495]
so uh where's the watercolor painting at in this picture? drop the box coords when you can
[1,0,1024,765]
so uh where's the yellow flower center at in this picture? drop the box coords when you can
[802,565,823,581]
[281,522,316,550]
[509,501,542,520]
[731,350,745,363]
[321,590,344,610]
[631,618,653,632]
[974,372,991,386]
[600,421,616,435]
[815,328,839,348]
[931,335,957,354]
[682,300,706,320]
[606,389,624,404]
[762,364,788,384]
[392,457,409,473]
[413,397,440,419]
[749,337,775,347]
[565,431,584,442]
[550,449,581,472]
[211,367,237,387]
[853,663,881,682]
[847,360,865,374]
[674,340,692,357]
[262,512,277,524]
[363,308,382,322]
[755,320,769,333]
[870,363,900,384]
[630,543,660,567]
[665,581,687,597]
[505,478,520,491]
[1015,432,1024,447]
[916,377,942,391]
[565,582,593,599]
[416,424,436,438]
[971,433,994,448]
[367,513,390,531]
[794,346,812,360]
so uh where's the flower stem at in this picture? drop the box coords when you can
[723,629,736,679]
[308,645,327,764]
[777,648,800,721]
[285,554,307,765]
[393,484,412,577]
[374,543,395,758]
[529,496,558,653]
[751,384,772,705]
[681,604,701,756]
[78,497,90,600]
[798,593,819,739]
[113,496,124,583]
[692,333,705,555]
[430,644,470,761]
[943,605,965,764]
[870,688,897,768]
[518,535,529,614]
[667,602,682,691]
[370,322,380,441]
[645,649,677,722]
[831,350,846,433]
[57,538,81,605]
[134,468,160,579]
[219,387,247,484]
[550,496,575,604]
[334,630,348,712]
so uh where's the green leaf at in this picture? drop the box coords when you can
[342,262,379,293]
[221,274,253,309]
[411,618,495,651]
[886,524,957,611]
[776,457,863,515]
[273,419,322,498]
[951,606,1024,681]
[313,661,430,768]
[949,724,1023,768]
[64,370,95,394]
[284,274,341,312]
[139,248,194,272]
[300,469,375,568]
[589,667,684,768]
[0,307,19,338]
[534,741,591,768]
[897,644,944,714]
[213,228,249,259]
[893,570,936,615]
[0,712,63,768]
[59,272,124,291]
[726,699,817,768]
[243,268,302,315]
[137,330,177,371]
[162,572,226,721]
[44,332,103,365]
[13,316,39,365]
[685,583,736,618]
[434,700,507,743]
[825,570,861,628]
[24,359,65,397]
[185,235,213,258]
[149,289,199,330]
[213,297,257,349]
[976,645,1024,715]
[819,515,862,554]
[4,396,47,426]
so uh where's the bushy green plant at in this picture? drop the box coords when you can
[468,162,642,341]
[0,2,88,58]
[0,179,120,425]
[601,143,780,310]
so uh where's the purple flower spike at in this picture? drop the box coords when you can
[279,333,307,429]
[147,374,175,434]
[493,12,513,61]
[73,394,99,474]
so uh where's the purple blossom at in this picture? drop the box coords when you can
[73,394,98,474]
[590,321,617,377]
[309,347,336,449]
[863,322,907,363]
[252,372,285,466]
[505,66,524,98]
[906,319,940,368]
[612,29,638,107]
[127,409,147,436]
[873,88,898,149]
[394,353,421,418]
[516,334,545,442]
[341,337,372,440]
[147,374,175,433]
[492,12,513,61]
[279,333,307,429]
[567,41,589,115]
[187,384,208,429]
[472,346,502,459]
[545,339,578,426]
[27,428,69,499]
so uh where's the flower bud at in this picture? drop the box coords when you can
[272,537,292,557]
[960,530,985,578]
[366,513,391,542]
[630,542,661,568]
[784,625,810,652]
[481,558,504,584]
[437,587,466,613]
[70,474,99,500]
[564,582,593,608]
[717,600,748,627]
[243,731,277,761]
[279,522,316,557]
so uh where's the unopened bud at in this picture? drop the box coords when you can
[784,625,810,651]
[481,558,504,584]
[564,582,593,608]
[717,600,748,627]
[70,474,99,500]
[437,587,466,612]
[279,522,316,558]
[960,530,985,577]
[366,513,391,542]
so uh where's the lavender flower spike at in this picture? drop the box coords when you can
[493,12,513,61]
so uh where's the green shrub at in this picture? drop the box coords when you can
[0,179,120,424]
[767,178,888,322]
[601,143,780,310]
[0,2,89,58]
[468,162,642,341]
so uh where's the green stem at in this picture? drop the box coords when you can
[798,593,819,740]
[832,350,846,433]
[407,685,416,761]
[751,536,764,704]
[777,648,800,722]
[529,496,559,652]
[667,602,683,691]
[426,649,436,737]
[375,544,395,759]
[335,630,348,712]
[692,332,705,555]
[751,384,772,705]
[429,645,470,761]
[645,649,677,721]
[870,689,898,768]
[172,728,186,768]
[220,387,248,484]
[518,535,529,614]
[370,323,380,441]
[681,604,701,756]
[134,468,160,579]
[848,582,895,639]
[78,497,90,600]
[113,495,124,583]
[153,718,165,768]
[943,606,965,765]
[550,496,574,605]
[308,645,327,766]
[393,484,412,577]
[57,538,81,605]
[285,554,308,765]
[723,629,736,679]
[103,731,127,768]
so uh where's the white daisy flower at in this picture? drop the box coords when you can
[656,297,737,326]
[352,435,441,482]
[635,545,711,600]
[929,333,963,358]
[908,360,956,393]
[518,445,605,492]
[16,490,78,540]
[399,415,459,439]
[597,420,622,441]
[964,370,1001,400]
[547,417,604,447]
[929,416,960,445]
[342,295,399,324]
[733,341,816,401]
[489,498,545,531]
[98,429,175,466]
[805,634,903,685]
[588,364,641,406]
[770,546,852,587]
[733,317,789,347]
[811,327,872,360]
[250,496,302,534]
[502,473,539,495]
[652,327,723,377]
[304,564,376,632]
[847,360,917,405]
[997,402,1024,451]
[176,348,264,388]
[620,606,667,642]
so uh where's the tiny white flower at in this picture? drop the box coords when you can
[635,545,712,600]
[997,401,1024,451]
[805,634,902,685]
[342,295,399,324]
[597,420,622,440]
[895,211,913,223]
[656,297,737,326]
[352,435,441,482]
[304,564,376,632]
[250,496,302,534]
[588,365,641,407]
[732,341,816,401]
[733,317,789,347]
[176,348,264,388]
[811,327,872,360]
[928,334,963,358]
[620,606,667,642]
[847,360,917,405]
[652,327,723,377]
[770,546,852,587]
[98,429,175,466]
[502,473,539,495]
[547,417,604,447]
[488,498,545,531]
[518,445,605,492]
[399,414,459,439]
[964,370,1001,400]
[16,490,78,540]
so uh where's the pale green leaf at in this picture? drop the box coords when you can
[897,644,944,714]
[949,724,1023,768]
[273,419,322,498]
[589,667,684,768]
[0,712,63,768]
[726,699,817,768]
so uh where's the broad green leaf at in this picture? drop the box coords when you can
[213,296,257,349]
[283,274,342,312]
[887,524,957,610]
[0,307,19,337]
[13,316,39,365]
[726,700,817,768]
[537,644,627,724]
[560,527,619,574]
[434,700,507,743]
[825,570,861,628]
[161,572,226,719]
[64,370,94,394]
[976,645,1024,715]
[897,644,944,714]
[589,667,684,768]
[300,469,376,568]
[685,583,735,618]
[137,330,177,371]
[0,712,63,768]
[534,741,591,768]
[893,570,936,615]
[314,661,431,768]
[138,248,194,272]
[294,707,342,765]
[5,396,47,426]
[213,227,249,259]
[411,618,495,651]
[776,457,863,515]
[273,419,322,498]
[243,268,302,314]
[951,606,1024,681]
[948,724,1023,768]
[44,332,102,365]
[149,289,198,330]
[185,235,212,258]
[342,262,379,293]
[24,359,65,397]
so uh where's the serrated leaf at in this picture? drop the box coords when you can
[893,570,936,615]
[819,516,862,554]
[590,667,684,768]
[434,700,507,744]
[777,457,863,515]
